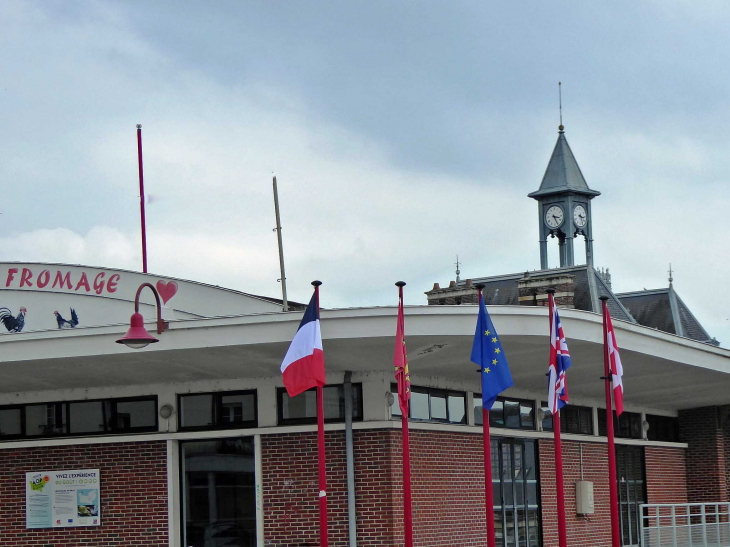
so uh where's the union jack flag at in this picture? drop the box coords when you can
[547,300,572,415]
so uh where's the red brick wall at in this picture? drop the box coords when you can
[0,440,168,546]
[262,429,490,547]
[539,439,613,547]
[680,407,727,502]
[645,446,687,504]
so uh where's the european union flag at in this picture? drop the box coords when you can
[470,293,513,410]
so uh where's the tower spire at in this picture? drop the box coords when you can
[668,263,673,286]
[455,255,461,283]
[558,82,564,132]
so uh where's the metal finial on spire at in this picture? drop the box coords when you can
[668,263,673,286]
[455,255,461,283]
[558,82,564,132]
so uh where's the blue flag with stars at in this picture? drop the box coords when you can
[471,292,513,410]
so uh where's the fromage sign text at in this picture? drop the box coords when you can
[5,267,120,295]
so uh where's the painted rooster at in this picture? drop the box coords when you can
[0,307,26,332]
[54,308,79,329]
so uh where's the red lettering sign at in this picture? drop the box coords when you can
[20,268,33,288]
[107,274,120,293]
[6,268,17,287]
[52,271,72,290]
[75,272,91,293]
[37,269,50,288]
[93,272,105,295]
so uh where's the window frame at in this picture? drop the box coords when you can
[277,384,363,426]
[0,395,158,441]
[541,402,594,436]
[598,409,643,439]
[393,384,467,425]
[477,396,536,430]
[178,390,258,431]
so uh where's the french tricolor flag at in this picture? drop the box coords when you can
[280,292,326,397]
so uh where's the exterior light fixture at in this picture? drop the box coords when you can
[116,282,169,349]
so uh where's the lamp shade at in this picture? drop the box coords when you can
[116,312,159,349]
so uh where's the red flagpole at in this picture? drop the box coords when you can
[549,291,568,547]
[601,296,621,547]
[136,124,148,273]
[476,286,496,547]
[483,408,496,547]
[402,411,413,547]
[395,282,413,547]
[313,281,328,547]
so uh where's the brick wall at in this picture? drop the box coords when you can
[262,429,490,547]
[645,446,687,504]
[539,439,613,547]
[680,407,727,502]
[0,440,168,546]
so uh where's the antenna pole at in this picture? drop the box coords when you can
[558,82,564,130]
[136,124,148,273]
[272,176,289,312]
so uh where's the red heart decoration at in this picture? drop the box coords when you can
[156,280,178,304]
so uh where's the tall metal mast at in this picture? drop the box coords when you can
[272,176,289,312]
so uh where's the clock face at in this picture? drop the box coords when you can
[574,205,588,228]
[545,205,564,229]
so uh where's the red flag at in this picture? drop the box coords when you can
[605,308,625,415]
[393,289,411,416]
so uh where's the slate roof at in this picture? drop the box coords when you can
[527,130,601,199]
[617,286,718,346]
[465,264,634,323]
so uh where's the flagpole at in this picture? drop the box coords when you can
[313,280,329,547]
[395,281,414,547]
[548,290,568,547]
[600,296,621,547]
[476,284,496,547]
[136,124,148,274]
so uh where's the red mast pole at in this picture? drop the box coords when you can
[136,124,148,273]
[396,282,414,547]
[312,281,328,547]
[548,291,568,547]
[477,285,496,547]
[601,296,621,547]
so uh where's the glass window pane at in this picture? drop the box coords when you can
[410,389,429,420]
[219,393,256,426]
[504,400,520,429]
[520,402,534,430]
[490,400,504,427]
[391,384,401,417]
[579,407,594,435]
[351,385,363,420]
[630,414,642,439]
[26,403,65,436]
[540,402,553,431]
[447,393,466,424]
[181,395,214,428]
[430,391,447,421]
[69,401,105,434]
[474,396,483,426]
[0,408,22,437]
[281,390,318,421]
[322,385,345,420]
[182,438,256,547]
[115,399,156,430]
[564,407,579,433]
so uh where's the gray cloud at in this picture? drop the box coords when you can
[0,1,729,345]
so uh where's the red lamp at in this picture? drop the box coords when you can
[116,283,168,349]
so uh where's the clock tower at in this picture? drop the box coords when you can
[528,124,600,269]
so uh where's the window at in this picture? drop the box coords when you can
[181,438,257,546]
[278,384,362,425]
[541,403,594,435]
[598,410,642,439]
[646,414,679,442]
[392,385,466,424]
[179,391,257,430]
[0,396,157,440]
[476,397,534,430]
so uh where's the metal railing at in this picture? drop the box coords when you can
[640,503,730,546]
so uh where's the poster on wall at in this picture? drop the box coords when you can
[25,469,101,529]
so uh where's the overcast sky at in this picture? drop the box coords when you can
[1,1,729,345]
